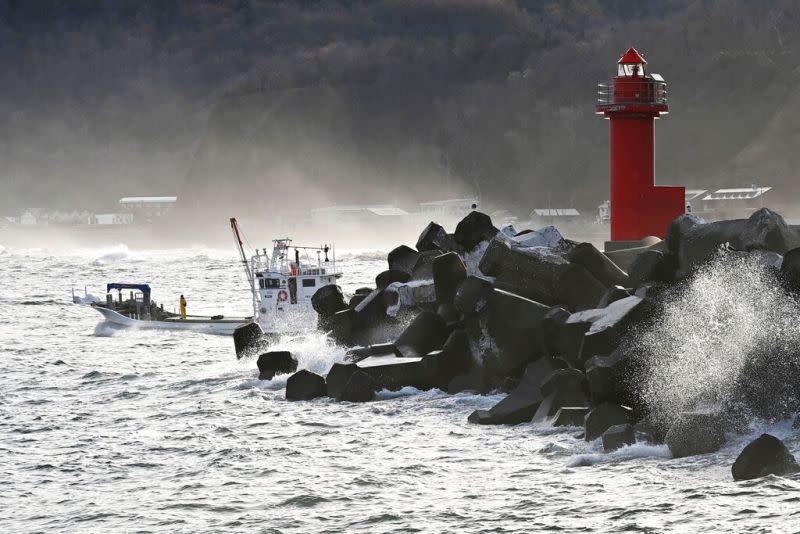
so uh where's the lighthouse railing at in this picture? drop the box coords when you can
[596,79,667,107]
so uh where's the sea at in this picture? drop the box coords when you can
[2,243,800,533]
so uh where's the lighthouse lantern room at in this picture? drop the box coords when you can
[596,47,684,242]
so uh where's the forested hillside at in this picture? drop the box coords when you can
[3,0,800,218]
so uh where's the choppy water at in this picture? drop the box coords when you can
[2,244,800,533]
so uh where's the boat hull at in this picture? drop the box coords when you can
[92,306,249,336]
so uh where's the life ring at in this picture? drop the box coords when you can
[277,290,288,302]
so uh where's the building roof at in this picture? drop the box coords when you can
[119,196,177,204]
[418,198,477,207]
[311,204,408,216]
[702,187,771,201]
[618,47,646,64]
[366,206,409,216]
[685,189,708,201]
[532,208,580,217]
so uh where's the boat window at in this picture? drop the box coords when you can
[265,279,280,289]
[302,278,316,288]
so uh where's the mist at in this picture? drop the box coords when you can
[3,0,800,247]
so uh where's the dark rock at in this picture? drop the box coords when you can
[780,247,800,291]
[541,306,588,364]
[285,370,326,401]
[585,403,633,441]
[567,242,630,288]
[454,211,498,251]
[486,289,549,376]
[735,343,800,420]
[256,351,298,380]
[567,296,644,358]
[628,250,677,287]
[338,370,376,402]
[311,284,348,316]
[376,269,411,289]
[423,330,473,389]
[433,252,468,322]
[585,349,635,406]
[409,250,441,281]
[541,368,588,397]
[356,354,427,391]
[351,288,392,336]
[233,322,264,359]
[394,311,449,359]
[355,287,373,296]
[329,308,356,344]
[500,376,521,393]
[388,245,420,275]
[665,412,726,458]
[416,222,450,252]
[603,239,667,273]
[454,275,494,316]
[325,362,359,398]
[602,424,636,452]
[532,368,589,422]
[479,237,606,311]
[674,209,800,278]
[345,343,399,363]
[447,367,488,394]
[349,294,366,308]
[552,407,590,427]
[596,285,632,308]
[467,410,493,424]
[666,213,706,255]
[732,434,800,481]
[467,357,565,425]
[383,280,437,316]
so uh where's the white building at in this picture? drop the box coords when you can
[20,209,45,226]
[418,199,478,219]
[310,205,409,225]
[119,196,177,223]
[93,213,134,225]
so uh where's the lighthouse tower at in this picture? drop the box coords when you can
[596,47,684,242]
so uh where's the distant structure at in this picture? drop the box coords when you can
[531,208,580,225]
[596,47,684,241]
[92,213,133,225]
[418,199,478,220]
[310,205,409,225]
[690,186,771,218]
[119,196,177,223]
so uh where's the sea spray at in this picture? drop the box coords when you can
[628,250,800,430]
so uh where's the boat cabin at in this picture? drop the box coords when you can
[250,238,341,316]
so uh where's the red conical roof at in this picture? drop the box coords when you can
[618,47,646,64]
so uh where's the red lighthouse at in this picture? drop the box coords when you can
[596,47,684,241]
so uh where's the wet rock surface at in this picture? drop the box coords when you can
[732,434,800,481]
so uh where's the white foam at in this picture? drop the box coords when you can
[91,244,138,265]
[567,442,672,467]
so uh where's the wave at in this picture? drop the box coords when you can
[629,251,800,429]
[91,244,139,265]
[567,442,672,467]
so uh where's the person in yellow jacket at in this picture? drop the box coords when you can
[179,294,187,319]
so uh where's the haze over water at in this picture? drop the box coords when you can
[3,244,800,532]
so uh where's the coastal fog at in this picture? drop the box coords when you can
[4,1,800,248]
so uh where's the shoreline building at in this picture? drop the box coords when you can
[119,196,177,224]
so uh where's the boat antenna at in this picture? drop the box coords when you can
[230,217,258,318]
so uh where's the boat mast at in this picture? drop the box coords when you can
[230,217,258,318]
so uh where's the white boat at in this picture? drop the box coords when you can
[230,218,342,333]
[81,283,251,336]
